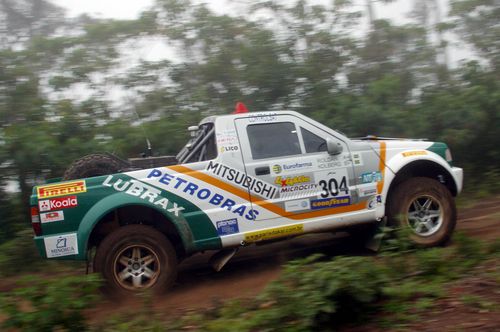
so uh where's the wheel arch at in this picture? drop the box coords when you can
[78,194,195,260]
[385,159,458,214]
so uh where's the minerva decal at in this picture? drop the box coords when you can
[147,169,259,221]
[206,161,277,200]
[102,175,185,217]
[44,233,78,258]
[244,224,304,243]
[37,180,86,199]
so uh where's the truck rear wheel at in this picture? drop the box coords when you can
[94,225,177,296]
[387,177,456,247]
[63,154,122,180]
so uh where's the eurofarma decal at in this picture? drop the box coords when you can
[216,218,239,236]
[271,161,314,175]
[311,196,351,210]
[206,161,277,199]
[147,168,260,221]
[102,175,185,217]
[37,180,86,199]
[44,233,78,258]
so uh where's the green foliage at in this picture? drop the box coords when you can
[0,274,101,332]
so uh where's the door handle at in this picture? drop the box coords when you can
[255,166,270,176]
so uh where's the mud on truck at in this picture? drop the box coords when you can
[30,104,463,295]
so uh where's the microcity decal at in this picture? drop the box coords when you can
[39,196,78,212]
[37,181,86,199]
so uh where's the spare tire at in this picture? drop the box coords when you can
[63,154,123,180]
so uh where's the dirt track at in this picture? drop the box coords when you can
[88,196,500,322]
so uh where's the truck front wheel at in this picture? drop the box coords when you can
[387,177,456,247]
[94,225,177,295]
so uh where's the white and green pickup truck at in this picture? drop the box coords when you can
[31,106,463,294]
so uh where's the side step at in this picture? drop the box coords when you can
[209,248,239,272]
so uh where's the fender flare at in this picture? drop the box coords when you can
[382,150,459,200]
[76,192,196,257]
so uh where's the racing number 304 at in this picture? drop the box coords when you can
[319,176,349,198]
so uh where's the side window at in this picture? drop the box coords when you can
[247,122,301,160]
[301,127,327,153]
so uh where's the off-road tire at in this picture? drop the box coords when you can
[94,225,177,296]
[387,177,456,247]
[63,154,122,180]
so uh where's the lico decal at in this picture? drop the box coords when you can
[37,180,86,199]
[244,224,303,243]
[40,211,65,223]
[39,196,78,212]
[206,161,277,200]
[403,151,428,157]
[44,233,78,258]
[147,169,259,221]
[103,176,184,217]
[311,196,351,210]
[219,145,239,153]
[216,218,239,236]
[360,171,383,184]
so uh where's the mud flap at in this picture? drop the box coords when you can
[209,248,239,272]
[365,217,387,252]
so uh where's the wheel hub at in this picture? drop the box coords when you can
[113,245,160,290]
[406,195,443,237]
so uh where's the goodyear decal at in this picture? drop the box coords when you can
[244,224,303,243]
[37,180,86,199]
[206,161,277,199]
[311,196,351,210]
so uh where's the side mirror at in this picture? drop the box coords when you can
[327,138,343,155]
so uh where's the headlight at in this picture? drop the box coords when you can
[445,148,453,162]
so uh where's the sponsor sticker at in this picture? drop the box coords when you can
[39,196,78,212]
[244,224,304,243]
[248,113,277,123]
[147,169,260,221]
[206,161,277,200]
[271,161,314,175]
[352,153,363,166]
[360,171,383,184]
[316,169,349,198]
[275,175,310,187]
[103,176,185,217]
[37,181,86,199]
[358,185,377,197]
[367,195,383,210]
[403,151,428,157]
[40,211,64,223]
[216,218,239,236]
[44,233,78,258]
[284,199,311,212]
[317,156,343,169]
[311,196,351,210]
[219,145,239,153]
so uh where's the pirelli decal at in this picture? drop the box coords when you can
[37,181,87,199]
[244,224,304,243]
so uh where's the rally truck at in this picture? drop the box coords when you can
[30,105,463,294]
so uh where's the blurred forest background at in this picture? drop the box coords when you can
[0,0,498,248]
